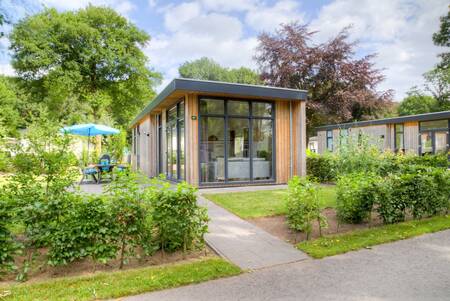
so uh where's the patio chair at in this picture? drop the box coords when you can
[98,154,113,183]
[80,166,98,184]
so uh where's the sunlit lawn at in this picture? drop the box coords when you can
[203,185,336,219]
[0,258,241,301]
[298,215,450,258]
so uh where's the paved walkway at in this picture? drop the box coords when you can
[124,229,450,301]
[197,194,307,270]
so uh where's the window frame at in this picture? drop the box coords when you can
[165,99,185,181]
[394,123,404,153]
[326,130,333,151]
[198,96,276,185]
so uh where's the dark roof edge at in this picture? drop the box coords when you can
[129,78,307,127]
[315,110,450,131]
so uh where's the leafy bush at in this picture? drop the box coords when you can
[0,200,21,277]
[108,172,154,268]
[336,173,379,224]
[47,195,118,266]
[286,176,327,240]
[306,153,336,182]
[377,170,449,224]
[148,177,209,252]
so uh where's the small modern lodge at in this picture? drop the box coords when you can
[315,111,450,155]
[130,78,307,187]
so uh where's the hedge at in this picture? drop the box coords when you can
[336,167,450,225]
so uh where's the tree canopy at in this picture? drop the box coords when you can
[255,23,393,132]
[398,88,438,116]
[179,57,262,85]
[0,76,21,137]
[9,6,160,126]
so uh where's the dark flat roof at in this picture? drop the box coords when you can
[130,78,307,127]
[316,110,450,131]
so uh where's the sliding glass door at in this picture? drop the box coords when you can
[166,100,185,181]
[199,97,274,185]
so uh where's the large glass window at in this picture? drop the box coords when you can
[227,118,250,181]
[200,117,225,182]
[419,120,448,131]
[419,119,449,155]
[252,119,273,180]
[326,130,333,151]
[394,124,404,153]
[199,98,274,184]
[166,100,185,180]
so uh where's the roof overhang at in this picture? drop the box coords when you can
[315,111,450,131]
[130,78,307,127]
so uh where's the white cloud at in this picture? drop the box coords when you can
[310,0,448,100]
[163,2,202,32]
[199,0,257,12]
[245,0,305,32]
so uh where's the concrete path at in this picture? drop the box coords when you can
[123,229,450,301]
[197,195,307,270]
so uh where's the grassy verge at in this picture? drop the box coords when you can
[203,185,336,219]
[297,215,450,258]
[0,258,241,301]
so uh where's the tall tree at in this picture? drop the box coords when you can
[179,57,262,85]
[0,76,22,137]
[425,8,449,108]
[432,7,449,70]
[9,6,160,126]
[398,88,438,116]
[255,23,392,132]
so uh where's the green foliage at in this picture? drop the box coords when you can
[285,177,327,240]
[376,170,449,224]
[107,172,154,268]
[306,153,336,182]
[9,6,161,125]
[0,76,23,137]
[336,173,379,224]
[298,215,450,259]
[148,177,209,252]
[46,195,118,266]
[179,57,262,85]
[105,129,127,163]
[0,200,21,277]
[432,8,449,70]
[335,167,449,225]
[0,258,241,301]
[397,88,438,116]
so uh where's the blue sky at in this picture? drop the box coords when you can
[0,0,448,100]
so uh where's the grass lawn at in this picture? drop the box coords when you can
[0,258,241,301]
[297,215,450,258]
[203,185,336,219]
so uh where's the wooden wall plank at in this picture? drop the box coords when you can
[184,94,199,186]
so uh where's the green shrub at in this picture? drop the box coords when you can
[148,177,209,253]
[376,171,448,224]
[285,176,327,240]
[306,153,336,182]
[108,172,154,268]
[0,199,21,277]
[47,195,119,266]
[336,173,379,224]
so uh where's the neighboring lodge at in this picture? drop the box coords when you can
[130,78,308,187]
[315,111,450,155]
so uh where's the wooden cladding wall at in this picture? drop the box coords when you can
[275,100,305,183]
[185,94,199,186]
[404,121,419,154]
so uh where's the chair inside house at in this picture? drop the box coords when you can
[98,154,113,182]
